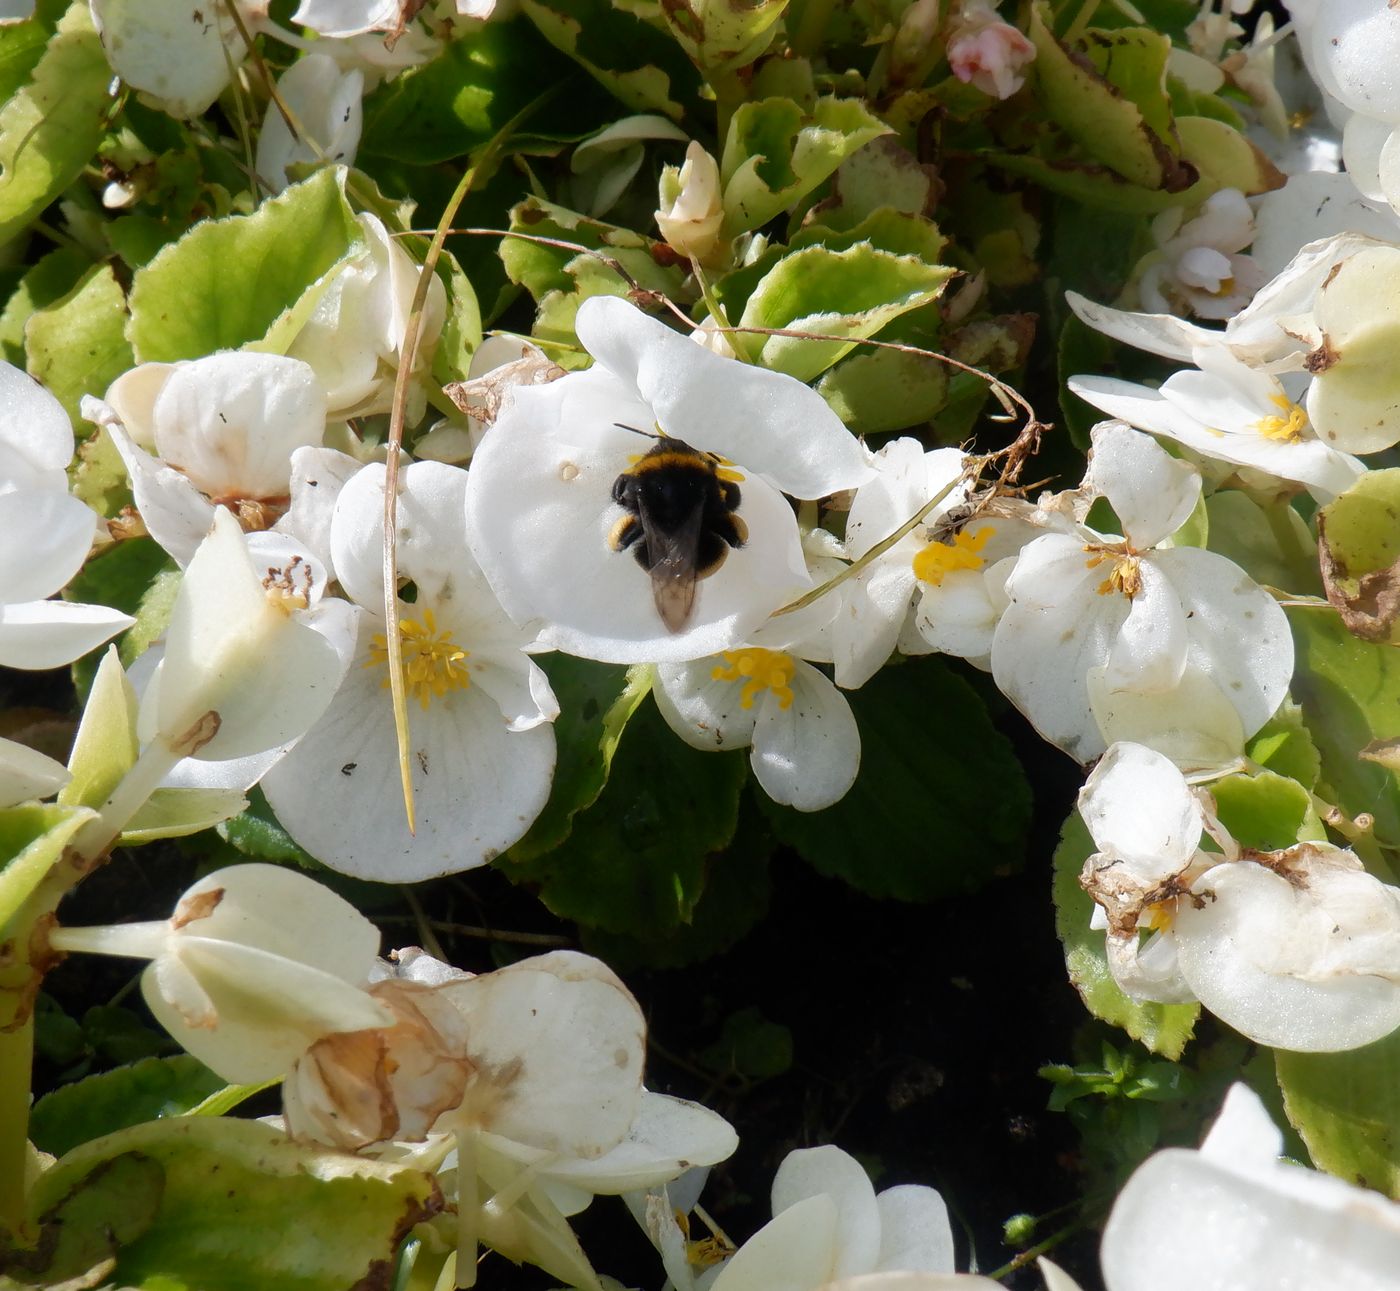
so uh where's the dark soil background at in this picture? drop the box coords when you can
[14,654,1108,1291]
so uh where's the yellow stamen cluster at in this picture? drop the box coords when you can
[366,607,472,710]
[1253,392,1308,443]
[1142,902,1175,933]
[1085,548,1142,598]
[911,525,995,586]
[712,647,796,711]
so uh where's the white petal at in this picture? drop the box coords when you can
[913,568,1000,661]
[1199,1083,1283,1168]
[575,296,872,499]
[654,659,762,751]
[0,490,100,603]
[0,736,70,807]
[873,1186,955,1275]
[0,599,135,670]
[1152,546,1293,741]
[275,445,365,575]
[0,361,73,475]
[107,424,217,567]
[255,54,363,193]
[1175,860,1400,1051]
[292,0,401,35]
[832,562,917,691]
[1065,290,1215,363]
[1251,171,1400,279]
[157,510,347,760]
[446,951,645,1156]
[1078,742,1203,877]
[709,1195,841,1291]
[1086,663,1247,770]
[1103,560,1188,695]
[151,352,326,499]
[771,1146,880,1280]
[1084,422,1200,551]
[750,662,860,811]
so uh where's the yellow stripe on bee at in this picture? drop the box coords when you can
[626,451,718,475]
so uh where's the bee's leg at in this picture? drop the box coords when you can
[608,514,644,553]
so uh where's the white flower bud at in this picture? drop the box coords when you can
[656,141,725,263]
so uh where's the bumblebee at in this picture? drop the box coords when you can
[608,429,748,632]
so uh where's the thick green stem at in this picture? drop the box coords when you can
[455,1127,479,1289]
[0,1015,34,1236]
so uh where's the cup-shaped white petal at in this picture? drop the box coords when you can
[872,1185,955,1274]
[0,490,100,603]
[1083,422,1200,551]
[151,352,327,499]
[750,661,861,811]
[256,54,364,193]
[1079,743,1204,877]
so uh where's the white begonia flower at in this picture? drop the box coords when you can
[1249,172,1400,280]
[1130,189,1263,320]
[255,54,364,194]
[262,460,558,882]
[86,351,330,567]
[89,0,269,119]
[0,737,69,807]
[1080,743,1400,1051]
[992,423,1292,766]
[285,212,447,421]
[291,0,404,35]
[660,1145,953,1291]
[464,296,873,665]
[1307,0,1400,125]
[48,864,392,1083]
[1101,1083,1400,1291]
[1068,343,1364,503]
[0,364,134,669]
[656,141,725,263]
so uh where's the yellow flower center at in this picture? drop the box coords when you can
[711,648,795,711]
[1084,547,1142,598]
[1252,392,1307,443]
[911,525,995,586]
[366,607,471,710]
[1142,901,1175,933]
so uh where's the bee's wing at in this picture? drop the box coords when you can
[637,491,704,633]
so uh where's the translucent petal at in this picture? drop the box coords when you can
[1078,742,1203,877]
[873,1185,955,1274]
[106,424,217,568]
[0,490,100,603]
[772,1146,881,1279]
[0,735,69,807]
[750,661,860,811]
[0,361,72,474]
[1084,422,1200,551]
[709,1195,841,1291]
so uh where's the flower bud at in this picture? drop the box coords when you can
[946,0,1036,100]
[656,141,725,264]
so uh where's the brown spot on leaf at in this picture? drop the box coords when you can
[1316,511,1400,642]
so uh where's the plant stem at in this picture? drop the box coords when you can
[791,0,838,56]
[0,1015,34,1237]
[455,1127,479,1289]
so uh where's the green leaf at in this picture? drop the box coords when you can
[503,699,747,935]
[123,787,250,843]
[738,240,953,382]
[1052,809,1199,1059]
[0,802,94,940]
[0,0,65,106]
[759,657,1030,901]
[1205,492,1321,597]
[29,1056,224,1158]
[360,19,586,165]
[59,646,138,813]
[508,657,650,862]
[0,245,87,368]
[659,0,788,73]
[1208,769,1322,851]
[721,97,890,238]
[24,263,133,426]
[16,1117,441,1291]
[1316,467,1400,643]
[1277,1028,1400,1198]
[817,343,949,434]
[582,796,773,968]
[521,0,700,121]
[1288,608,1400,844]
[0,3,110,247]
[1245,701,1322,791]
[1028,7,1187,191]
[127,167,362,362]
[809,136,939,232]
[697,1006,793,1081]
[430,248,484,387]
[71,425,134,517]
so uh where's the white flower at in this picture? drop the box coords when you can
[945,0,1036,99]
[256,53,364,194]
[1079,742,1400,1051]
[1100,1083,1400,1290]
[262,460,558,881]
[464,295,872,664]
[656,141,725,262]
[49,864,391,1083]
[88,351,331,567]
[1068,344,1364,503]
[0,736,69,808]
[991,423,1292,766]
[0,363,134,669]
[1130,190,1264,320]
[89,0,269,119]
[285,212,447,420]
[660,1145,953,1291]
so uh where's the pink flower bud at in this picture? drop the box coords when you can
[947,1,1035,99]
